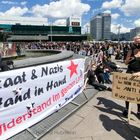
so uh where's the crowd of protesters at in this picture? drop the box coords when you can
[25,41,132,59]
[0,41,133,74]
[25,41,131,69]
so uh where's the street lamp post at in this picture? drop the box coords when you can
[86,25,89,34]
[117,25,121,42]
[50,22,53,42]
[39,34,41,43]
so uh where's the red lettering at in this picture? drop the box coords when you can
[16,116,22,124]
[22,113,28,120]
[41,102,47,110]
[7,119,15,129]
[32,108,37,114]
[0,77,81,138]
[46,98,51,106]
[3,123,7,132]
[0,124,3,136]
[61,89,66,97]
[27,113,32,118]
[37,106,42,112]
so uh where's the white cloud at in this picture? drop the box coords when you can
[121,0,140,16]
[103,10,120,20]
[92,8,101,15]
[53,19,66,26]
[0,7,28,17]
[134,19,140,27]
[0,0,90,26]
[121,18,132,23]
[31,0,90,18]
[0,16,48,25]
[112,13,120,19]
[111,24,120,34]
[21,1,27,6]
[0,6,48,25]
[111,24,131,34]
[2,1,27,6]
[1,0,18,5]
[103,10,111,14]
[102,0,123,9]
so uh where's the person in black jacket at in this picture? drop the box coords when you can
[94,63,105,84]
[123,35,140,117]
[85,62,112,91]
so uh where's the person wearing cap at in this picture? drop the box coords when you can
[123,34,140,117]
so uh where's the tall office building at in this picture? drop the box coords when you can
[90,15,102,41]
[102,13,111,40]
[90,13,111,41]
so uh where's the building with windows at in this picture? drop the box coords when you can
[90,15,102,41]
[66,17,81,27]
[90,13,111,41]
[111,32,130,41]
[0,17,87,42]
[102,13,111,40]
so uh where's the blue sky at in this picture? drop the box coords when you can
[0,0,140,34]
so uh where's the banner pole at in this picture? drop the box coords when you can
[128,102,132,124]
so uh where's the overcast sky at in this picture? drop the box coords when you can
[0,0,140,34]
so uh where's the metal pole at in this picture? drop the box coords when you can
[86,25,89,34]
[118,25,121,42]
[39,34,41,43]
[50,22,53,42]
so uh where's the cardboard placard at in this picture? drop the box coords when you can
[112,72,140,104]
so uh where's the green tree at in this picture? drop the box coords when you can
[87,33,93,41]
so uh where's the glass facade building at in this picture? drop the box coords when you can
[10,24,81,35]
[102,13,111,40]
[90,15,102,41]
[0,24,86,41]
[90,13,111,41]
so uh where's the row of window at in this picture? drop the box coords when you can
[11,25,81,35]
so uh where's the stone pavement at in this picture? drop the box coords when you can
[40,57,140,140]
[40,89,140,140]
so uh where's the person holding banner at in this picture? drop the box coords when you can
[123,34,140,117]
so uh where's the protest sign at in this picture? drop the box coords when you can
[112,72,140,104]
[0,59,85,139]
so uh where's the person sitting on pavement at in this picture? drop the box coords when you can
[103,68,112,84]
[85,62,112,92]
[103,55,120,72]
[94,63,104,84]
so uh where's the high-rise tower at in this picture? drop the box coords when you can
[90,13,111,41]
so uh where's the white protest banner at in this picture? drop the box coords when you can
[112,72,140,104]
[0,59,85,139]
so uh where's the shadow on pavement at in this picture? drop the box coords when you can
[96,97,140,120]
[131,112,140,120]
[99,114,140,140]
[97,97,124,112]
[94,97,140,140]
[94,105,123,117]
